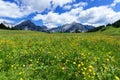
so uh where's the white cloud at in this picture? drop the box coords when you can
[0,0,33,18]
[15,0,75,12]
[33,11,79,28]
[63,5,72,10]
[63,2,88,10]
[52,0,75,7]
[1,0,120,27]
[33,5,120,28]
[15,0,52,12]
[111,0,120,7]
[0,0,75,19]
[79,6,120,26]
[33,7,83,28]
[0,18,14,23]
[73,2,88,8]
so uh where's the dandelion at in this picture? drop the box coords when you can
[19,72,23,75]
[20,78,23,80]
[62,67,66,70]
[82,72,85,75]
[106,58,109,62]
[78,64,81,67]
[73,62,76,65]
[81,62,84,66]
[11,65,14,68]
[115,76,119,80]
[88,68,92,72]
[23,64,25,67]
[83,67,87,70]
[30,64,33,67]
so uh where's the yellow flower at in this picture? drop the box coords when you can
[106,58,109,62]
[82,72,85,75]
[11,65,14,68]
[81,62,84,66]
[115,76,119,80]
[62,67,66,70]
[89,65,93,68]
[19,72,22,75]
[20,78,23,80]
[73,62,76,64]
[78,64,81,67]
[23,65,25,67]
[88,68,92,72]
[30,64,33,67]
[83,67,87,70]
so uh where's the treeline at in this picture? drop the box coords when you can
[88,19,120,32]
[0,23,14,30]
[1,19,120,31]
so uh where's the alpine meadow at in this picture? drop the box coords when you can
[0,0,120,80]
[0,27,120,80]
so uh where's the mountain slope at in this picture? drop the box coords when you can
[14,20,46,31]
[49,22,95,33]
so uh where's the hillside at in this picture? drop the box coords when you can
[102,26,120,35]
[0,29,120,80]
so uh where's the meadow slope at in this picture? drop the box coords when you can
[0,29,120,80]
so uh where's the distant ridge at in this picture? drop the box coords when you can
[13,20,95,33]
[48,22,95,33]
[14,20,46,32]
[1,19,120,33]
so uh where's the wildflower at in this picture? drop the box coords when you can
[81,62,84,66]
[89,65,93,69]
[19,72,23,75]
[106,58,109,62]
[11,65,14,68]
[84,67,87,70]
[82,72,85,75]
[23,65,25,67]
[73,62,76,65]
[30,64,33,67]
[20,78,23,80]
[78,64,81,67]
[115,76,119,80]
[62,67,66,70]
[88,68,92,72]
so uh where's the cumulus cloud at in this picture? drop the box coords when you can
[33,11,79,28]
[63,5,72,10]
[63,2,88,10]
[1,0,120,28]
[0,0,33,18]
[0,18,14,23]
[0,0,75,19]
[33,5,120,28]
[111,0,120,7]
[73,2,88,8]
[15,0,52,12]
[33,7,83,28]
[52,0,75,7]
[79,6,120,26]
[15,0,75,12]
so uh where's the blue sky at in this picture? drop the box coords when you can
[0,0,120,28]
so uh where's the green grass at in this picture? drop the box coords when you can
[101,26,120,35]
[0,29,120,80]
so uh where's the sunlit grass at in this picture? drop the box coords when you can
[0,29,120,80]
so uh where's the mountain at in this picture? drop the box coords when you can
[112,19,120,28]
[14,20,46,31]
[13,20,95,33]
[2,21,14,28]
[48,22,95,33]
[0,23,11,30]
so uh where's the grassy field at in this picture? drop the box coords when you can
[0,28,120,80]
